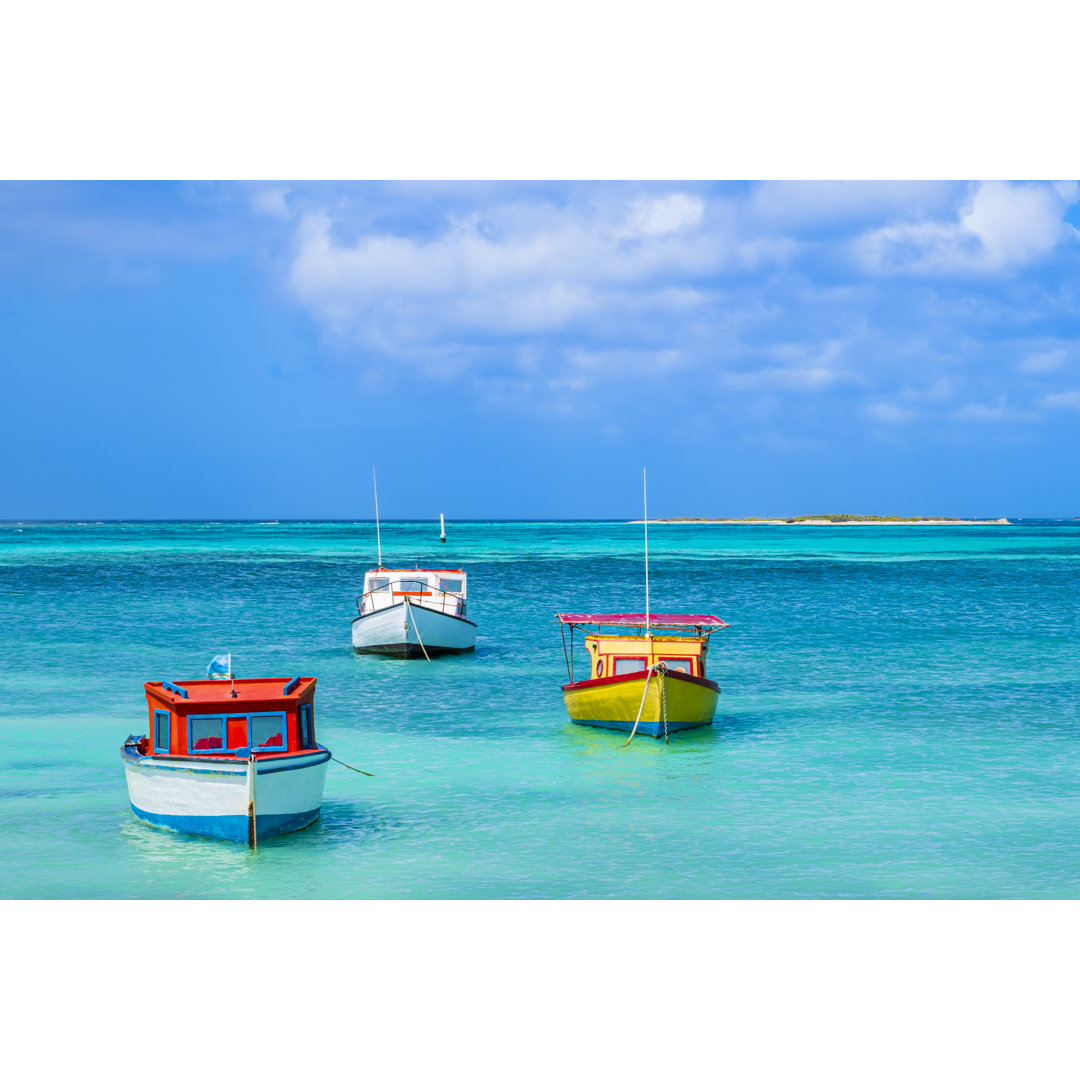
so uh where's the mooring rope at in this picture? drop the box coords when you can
[660,668,669,744]
[331,756,374,777]
[621,662,668,748]
[622,664,655,747]
[405,597,432,662]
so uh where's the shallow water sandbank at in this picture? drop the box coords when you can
[630,517,1013,525]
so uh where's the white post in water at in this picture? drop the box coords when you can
[373,466,383,568]
[440,513,446,543]
[643,467,650,637]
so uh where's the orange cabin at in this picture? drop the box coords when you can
[143,676,319,758]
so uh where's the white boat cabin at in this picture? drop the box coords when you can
[358,568,468,619]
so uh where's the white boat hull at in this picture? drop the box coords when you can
[123,744,329,843]
[351,600,476,657]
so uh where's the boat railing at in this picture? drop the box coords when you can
[356,581,465,618]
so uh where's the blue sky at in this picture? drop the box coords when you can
[2,180,1079,519]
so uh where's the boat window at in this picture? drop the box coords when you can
[440,577,464,594]
[154,710,170,753]
[368,577,390,592]
[190,715,225,752]
[395,578,429,593]
[613,658,647,676]
[299,703,315,750]
[661,658,692,674]
[250,713,287,751]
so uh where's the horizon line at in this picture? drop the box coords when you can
[5,516,1076,526]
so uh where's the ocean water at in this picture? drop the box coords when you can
[2,518,1079,899]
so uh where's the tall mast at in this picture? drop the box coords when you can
[644,467,650,637]
[373,466,382,568]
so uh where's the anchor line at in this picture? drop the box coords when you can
[622,662,668,748]
[405,596,432,662]
[660,668,669,744]
[331,756,374,777]
[622,665,655,747]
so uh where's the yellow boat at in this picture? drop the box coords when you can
[556,612,728,738]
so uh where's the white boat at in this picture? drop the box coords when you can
[352,568,476,658]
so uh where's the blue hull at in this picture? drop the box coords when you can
[570,717,712,737]
[130,804,320,842]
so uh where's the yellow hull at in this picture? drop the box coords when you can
[562,670,719,737]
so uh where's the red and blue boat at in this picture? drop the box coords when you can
[122,675,330,846]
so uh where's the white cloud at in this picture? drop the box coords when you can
[1019,348,1068,374]
[721,340,854,393]
[866,402,917,424]
[285,191,787,348]
[565,346,686,379]
[750,181,959,229]
[251,186,292,220]
[1040,390,1080,411]
[622,193,704,238]
[953,400,1038,422]
[1053,180,1079,203]
[964,181,1073,268]
[855,181,1079,274]
[267,182,1080,422]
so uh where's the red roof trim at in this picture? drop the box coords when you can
[145,676,316,706]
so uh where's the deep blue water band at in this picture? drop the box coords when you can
[130,804,320,843]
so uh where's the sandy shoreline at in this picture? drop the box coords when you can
[630,518,1012,526]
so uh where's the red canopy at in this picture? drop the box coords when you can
[556,612,728,629]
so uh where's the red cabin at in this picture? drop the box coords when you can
[143,676,319,758]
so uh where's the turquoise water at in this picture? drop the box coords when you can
[2,519,1079,898]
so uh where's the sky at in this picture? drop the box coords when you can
[2,179,1080,520]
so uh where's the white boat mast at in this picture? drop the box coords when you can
[373,466,383,568]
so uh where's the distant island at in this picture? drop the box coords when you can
[630,515,1012,525]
